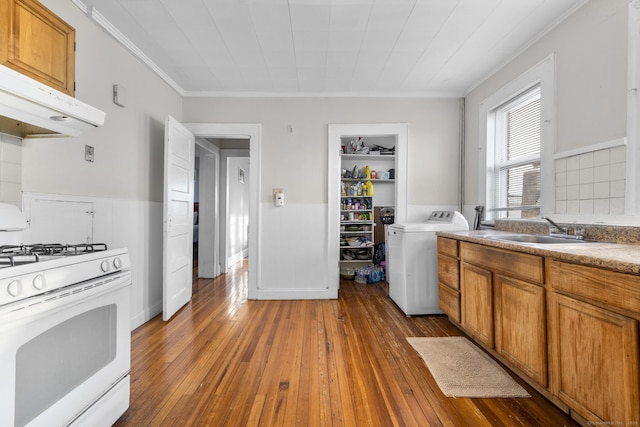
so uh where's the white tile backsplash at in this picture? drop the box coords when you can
[593,182,609,199]
[0,134,22,208]
[611,162,626,180]
[611,145,626,163]
[593,198,609,215]
[593,149,610,166]
[610,197,625,215]
[578,152,593,169]
[555,146,625,215]
[593,165,610,182]
[566,170,580,186]
[579,167,593,184]
[611,179,625,198]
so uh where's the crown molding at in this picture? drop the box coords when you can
[72,0,186,96]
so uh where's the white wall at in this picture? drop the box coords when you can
[184,97,461,207]
[227,157,250,266]
[464,0,628,209]
[19,0,183,329]
[183,97,462,295]
[15,3,463,316]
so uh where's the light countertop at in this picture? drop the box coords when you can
[437,229,640,276]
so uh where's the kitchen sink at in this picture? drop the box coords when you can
[489,234,591,244]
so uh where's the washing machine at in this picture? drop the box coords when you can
[386,211,469,315]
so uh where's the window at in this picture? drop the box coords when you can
[478,54,555,222]
[490,87,541,219]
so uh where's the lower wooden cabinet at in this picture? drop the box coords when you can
[548,293,640,425]
[460,261,494,347]
[439,237,640,426]
[494,274,547,386]
[437,237,460,322]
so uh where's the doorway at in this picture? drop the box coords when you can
[327,123,408,295]
[185,123,261,300]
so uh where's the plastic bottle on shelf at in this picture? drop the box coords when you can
[365,180,374,196]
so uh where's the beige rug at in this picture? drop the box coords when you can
[407,336,530,398]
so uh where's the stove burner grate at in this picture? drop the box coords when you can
[0,243,108,266]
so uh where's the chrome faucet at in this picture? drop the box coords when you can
[542,217,567,234]
[542,217,584,240]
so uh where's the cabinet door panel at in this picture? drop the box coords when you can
[494,275,547,386]
[549,293,640,424]
[1,0,75,95]
[461,262,493,347]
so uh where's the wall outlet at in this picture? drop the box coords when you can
[272,188,283,199]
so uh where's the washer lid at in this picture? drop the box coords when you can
[388,223,438,232]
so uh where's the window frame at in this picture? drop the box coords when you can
[492,87,541,218]
[478,54,556,221]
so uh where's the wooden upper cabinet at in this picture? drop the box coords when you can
[1,0,76,96]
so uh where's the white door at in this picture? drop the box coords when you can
[163,116,195,321]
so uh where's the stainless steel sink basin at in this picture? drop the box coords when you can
[489,234,590,244]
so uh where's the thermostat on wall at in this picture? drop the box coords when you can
[85,145,94,162]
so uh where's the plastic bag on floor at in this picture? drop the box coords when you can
[355,265,384,284]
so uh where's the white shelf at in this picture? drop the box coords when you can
[340,154,395,160]
[341,178,394,183]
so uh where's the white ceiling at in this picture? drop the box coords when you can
[78,0,587,97]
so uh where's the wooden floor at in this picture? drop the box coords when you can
[114,260,578,427]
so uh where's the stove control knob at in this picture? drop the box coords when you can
[100,260,110,273]
[113,257,122,270]
[7,280,22,297]
[32,274,46,291]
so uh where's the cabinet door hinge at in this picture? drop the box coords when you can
[74,41,76,52]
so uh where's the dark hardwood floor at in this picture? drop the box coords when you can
[114,260,577,426]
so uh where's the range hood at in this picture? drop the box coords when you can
[0,64,105,139]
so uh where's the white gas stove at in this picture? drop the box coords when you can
[0,203,132,427]
[0,243,130,307]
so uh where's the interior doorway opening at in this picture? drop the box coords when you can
[185,123,261,300]
[194,137,250,279]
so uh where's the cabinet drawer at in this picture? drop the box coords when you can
[460,242,544,284]
[549,259,640,316]
[438,283,460,323]
[438,253,459,290]
[437,237,458,257]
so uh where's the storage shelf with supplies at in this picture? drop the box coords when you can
[338,134,398,282]
[340,194,374,264]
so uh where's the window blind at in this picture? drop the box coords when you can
[494,90,541,218]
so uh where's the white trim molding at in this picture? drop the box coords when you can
[183,123,262,300]
[553,138,626,160]
[626,0,640,215]
[478,53,556,218]
[327,123,408,297]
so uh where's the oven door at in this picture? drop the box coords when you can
[0,271,131,427]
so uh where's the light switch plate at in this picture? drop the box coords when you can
[85,145,94,162]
